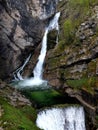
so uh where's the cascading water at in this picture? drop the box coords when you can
[33,29,48,79]
[13,54,31,81]
[36,106,86,130]
[13,12,60,89]
[33,12,60,79]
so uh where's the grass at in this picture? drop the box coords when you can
[67,77,97,94]
[69,0,90,8]
[0,97,41,130]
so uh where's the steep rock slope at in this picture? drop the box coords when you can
[0,0,59,80]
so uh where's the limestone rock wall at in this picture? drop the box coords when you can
[0,0,59,80]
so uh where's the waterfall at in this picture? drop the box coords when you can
[13,12,60,89]
[13,54,31,81]
[33,12,60,79]
[33,29,48,79]
[36,107,86,130]
[40,0,61,20]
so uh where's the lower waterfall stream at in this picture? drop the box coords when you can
[36,106,86,130]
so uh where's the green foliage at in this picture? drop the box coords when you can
[0,98,40,130]
[57,0,93,50]
[54,0,98,53]
[69,0,89,8]
[95,115,98,128]
[55,40,65,52]
[60,0,98,44]
[89,0,98,6]
[67,77,96,94]
[23,89,66,108]
[63,19,74,44]
[19,106,37,122]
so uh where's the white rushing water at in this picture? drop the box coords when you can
[33,12,60,79]
[33,29,48,79]
[36,107,86,130]
[13,12,60,89]
[13,54,31,81]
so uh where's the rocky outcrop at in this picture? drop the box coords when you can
[0,80,31,107]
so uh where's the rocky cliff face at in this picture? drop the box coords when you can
[1,0,98,129]
[45,0,98,89]
[0,0,59,80]
[44,0,98,129]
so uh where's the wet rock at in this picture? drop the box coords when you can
[0,127,4,130]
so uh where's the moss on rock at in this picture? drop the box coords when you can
[66,77,97,94]
[0,97,41,130]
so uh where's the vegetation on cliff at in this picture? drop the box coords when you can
[0,81,41,130]
[0,98,40,130]
[45,0,98,94]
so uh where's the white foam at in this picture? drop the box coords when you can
[13,12,60,89]
[36,107,86,130]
